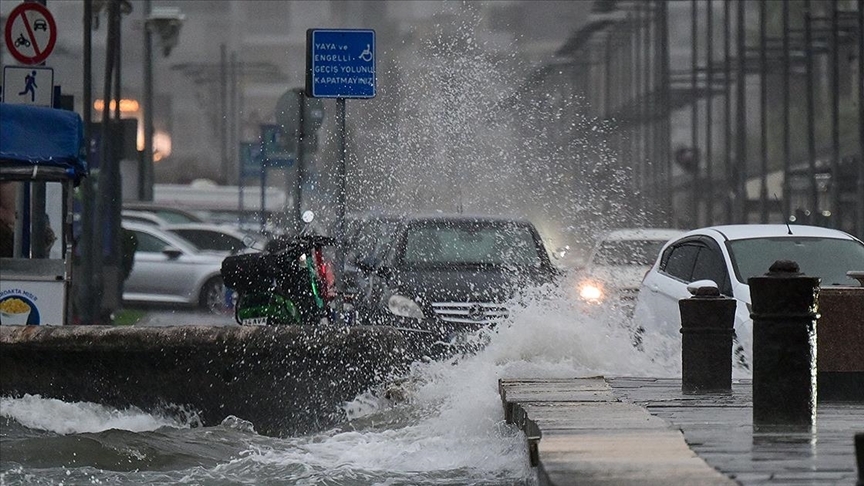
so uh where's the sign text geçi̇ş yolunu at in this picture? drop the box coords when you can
[307,29,376,98]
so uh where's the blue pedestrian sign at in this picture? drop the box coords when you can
[3,66,54,107]
[306,29,375,99]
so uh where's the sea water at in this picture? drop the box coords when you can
[0,290,681,485]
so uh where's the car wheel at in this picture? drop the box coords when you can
[199,277,226,314]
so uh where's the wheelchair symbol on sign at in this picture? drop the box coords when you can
[359,44,372,62]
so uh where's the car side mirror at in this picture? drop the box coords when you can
[687,279,718,296]
[162,246,183,259]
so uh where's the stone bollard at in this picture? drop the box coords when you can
[857,432,864,486]
[679,283,735,394]
[749,260,820,427]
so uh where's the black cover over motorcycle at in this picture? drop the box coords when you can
[221,235,335,325]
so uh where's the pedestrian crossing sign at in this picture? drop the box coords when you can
[2,66,54,107]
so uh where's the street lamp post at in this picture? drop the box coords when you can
[142,5,184,201]
[142,0,153,200]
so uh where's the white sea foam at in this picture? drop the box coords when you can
[0,394,187,434]
[234,288,680,481]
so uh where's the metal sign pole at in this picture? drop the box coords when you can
[295,90,307,229]
[334,97,347,323]
[260,163,267,232]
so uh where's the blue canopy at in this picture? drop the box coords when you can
[0,103,87,182]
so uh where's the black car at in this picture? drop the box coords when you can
[354,214,560,343]
[342,212,404,294]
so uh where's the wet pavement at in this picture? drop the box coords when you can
[501,377,863,485]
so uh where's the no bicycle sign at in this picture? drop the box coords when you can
[4,2,58,65]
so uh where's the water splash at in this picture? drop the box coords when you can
[1,4,675,483]
[0,395,195,435]
[322,4,641,259]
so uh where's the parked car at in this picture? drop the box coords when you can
[632,224,864,367]
[122,202,204,224]
[573,228,684,314]
[354,214,560,343]
[162,223,266,255]
[122,209,168,227]
[122,221,228,313]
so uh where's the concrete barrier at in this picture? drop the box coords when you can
[818,287,864,401]
[0,325,414,436]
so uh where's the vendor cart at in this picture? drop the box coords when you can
[0,103,86,325]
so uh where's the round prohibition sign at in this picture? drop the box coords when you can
[4,2,57,65]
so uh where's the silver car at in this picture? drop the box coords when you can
[573,228,685,313]
[122,221,228,312]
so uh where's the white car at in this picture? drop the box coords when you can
[633,224,864,367]
[574,228,685,313]
[122,209,168,227]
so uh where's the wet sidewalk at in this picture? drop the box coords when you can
[500,377,863,485]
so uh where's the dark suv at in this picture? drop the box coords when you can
[354,214,559,343]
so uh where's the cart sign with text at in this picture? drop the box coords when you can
[0,282,64,326]
[306,29,376,98]
[4,2,58,65]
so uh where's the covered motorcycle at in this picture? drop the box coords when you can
[221,233,335,326]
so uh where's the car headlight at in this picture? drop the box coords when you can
[578,281,604,303]
[387,294,425,320]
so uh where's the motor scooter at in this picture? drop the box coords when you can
[221,211,335,326]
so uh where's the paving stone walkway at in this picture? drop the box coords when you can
[499,377,863,485]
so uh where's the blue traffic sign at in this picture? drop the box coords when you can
[306,29,375,99]
[259,124,294,168]
[239,141,264,178]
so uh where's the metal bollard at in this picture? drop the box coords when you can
[857,432,864,486]
[749,260,820,427]
[679,284,735,394]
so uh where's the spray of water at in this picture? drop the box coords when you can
[0,394,195,435]
[328,5,641,258]
[244,7,674,480]
[2,6,679,484]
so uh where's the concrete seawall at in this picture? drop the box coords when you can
[0,325,413,436]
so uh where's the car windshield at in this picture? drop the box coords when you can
[728,237,864,286]
[592,240,667,266]
[354,218,401,260]
[402,222,541,267]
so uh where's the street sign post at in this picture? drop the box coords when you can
[306,29,376,99]
[305,28,376,323]
[3,66,54,107]
[4,2,58,65]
